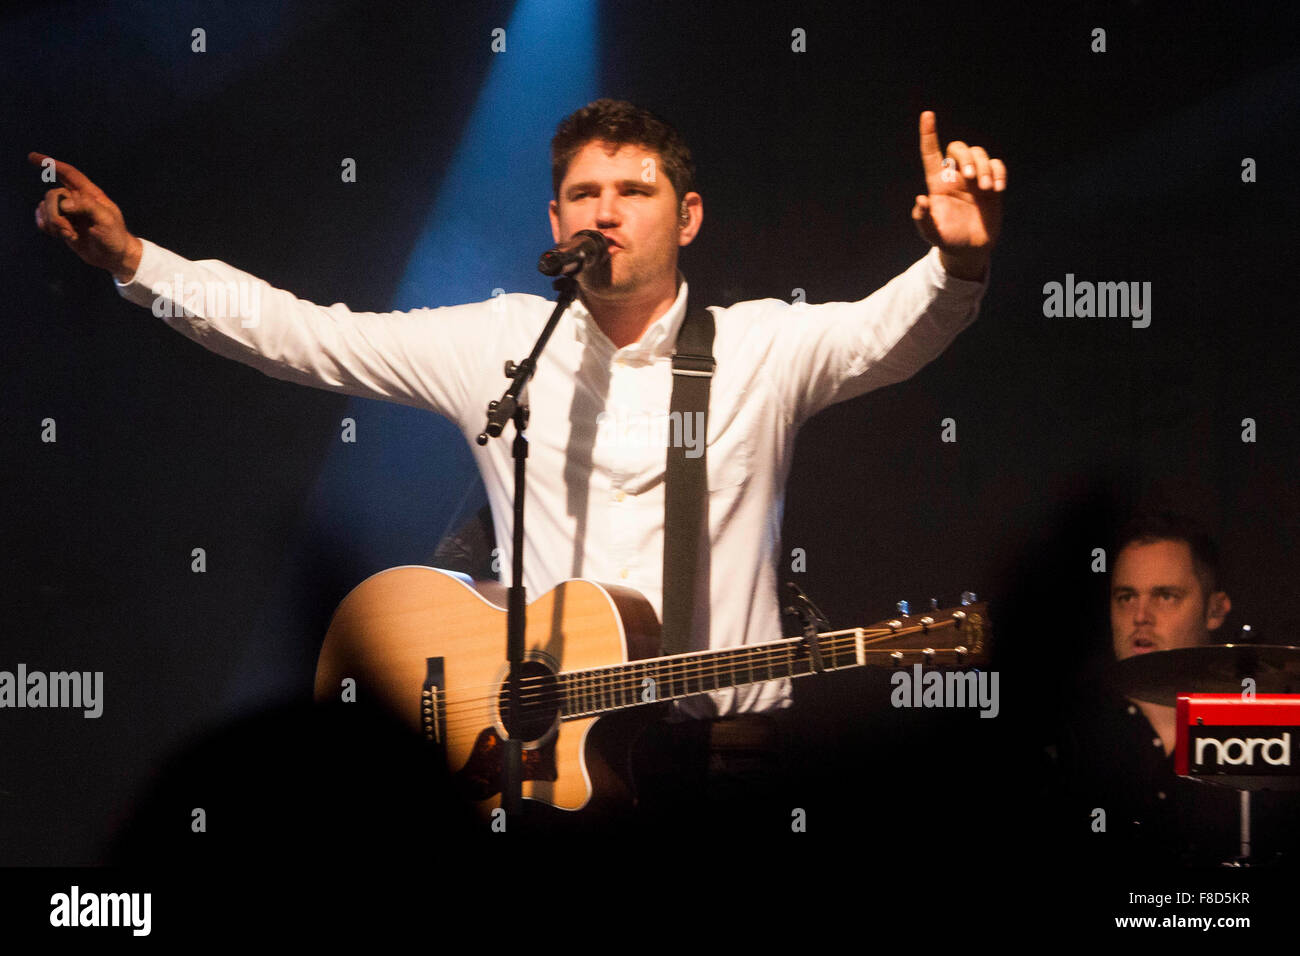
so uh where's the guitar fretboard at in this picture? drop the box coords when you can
[556,609,984,718]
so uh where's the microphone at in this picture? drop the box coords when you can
[538,229,610,276]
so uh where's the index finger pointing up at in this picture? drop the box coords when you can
[918,111,944,179]
[26,152,105,196]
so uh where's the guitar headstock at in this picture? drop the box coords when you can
[853,596,992,668]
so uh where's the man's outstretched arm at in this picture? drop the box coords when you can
[28,153,494,421]
[767,111,1006,425]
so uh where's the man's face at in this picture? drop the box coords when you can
[1110,539,1230,660]
[549,140,700,299]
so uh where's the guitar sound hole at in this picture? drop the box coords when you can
[499,661,560,742]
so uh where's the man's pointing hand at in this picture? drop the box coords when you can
[29,152,142,281]
[911,111,1005,281]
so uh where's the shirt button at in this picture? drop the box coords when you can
[1156,791,1167,800]
[619,568,629,579]
[1152,737,1162,747]
[614,490,626,502]
[1126,705,1137,715]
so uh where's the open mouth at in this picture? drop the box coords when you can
[1130,636,1158,654]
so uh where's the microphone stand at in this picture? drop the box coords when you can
[476,274,580,825]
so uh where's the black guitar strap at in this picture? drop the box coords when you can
[661,303,716,657]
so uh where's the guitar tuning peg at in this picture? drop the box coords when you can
[896,600,910,616]
[929,597,939,611]
[1240,624,1253,641]
[960,590,977,606]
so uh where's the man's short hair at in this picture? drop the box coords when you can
[1116,511,1222,597]
[551,99,696,202]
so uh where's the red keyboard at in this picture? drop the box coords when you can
[1175,694,1300,786]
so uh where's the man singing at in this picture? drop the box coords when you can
[32,99,1005,823]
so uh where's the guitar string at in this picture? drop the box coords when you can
[417,617,965,708]
[433,632,979,731]
[433,629,894,717]
[425,634,862,720]
[433,642,982,736]
[428,622,974,723]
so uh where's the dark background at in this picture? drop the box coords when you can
[4,0,1299,927]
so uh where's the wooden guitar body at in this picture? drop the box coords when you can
[314,566,663,821]
[316,566,990,826]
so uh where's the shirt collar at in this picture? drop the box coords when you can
[570,271,690,360]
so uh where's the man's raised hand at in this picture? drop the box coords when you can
[911,111,1005,281]
[29,153,142,281]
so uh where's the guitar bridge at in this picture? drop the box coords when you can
[422,657,446,745]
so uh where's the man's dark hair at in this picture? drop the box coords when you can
[551,99,696,202]
[1116,512,1222,597]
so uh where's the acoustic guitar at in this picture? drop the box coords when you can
[314,566,989,821]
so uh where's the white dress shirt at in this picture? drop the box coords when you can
[116,240,986,717]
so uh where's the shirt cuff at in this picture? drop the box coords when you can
[113,238,162,308]
[925,245,990,294]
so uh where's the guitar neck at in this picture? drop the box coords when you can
[556,603,989,718]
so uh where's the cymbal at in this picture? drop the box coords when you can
[1112,644,1300,706]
